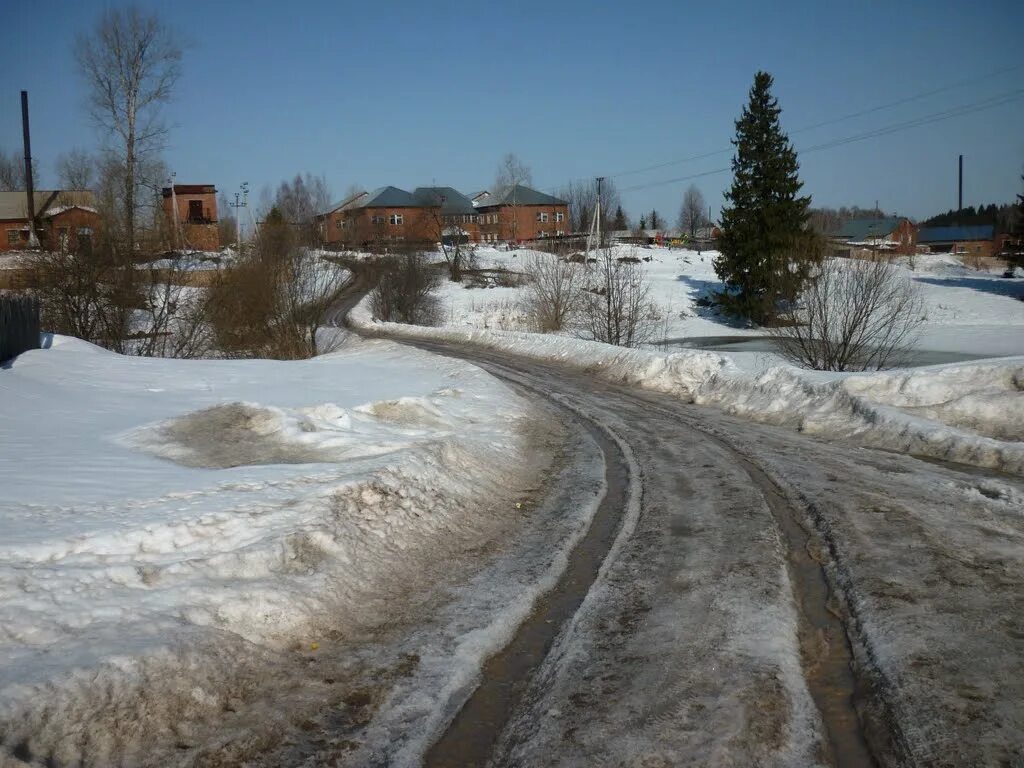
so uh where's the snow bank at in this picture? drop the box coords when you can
[351,299,1024,475]
[0,336,540,762]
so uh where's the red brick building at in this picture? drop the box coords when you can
[161,184,219,251]
[318,184,569,249]
[471,185,569,243]
[319,186,482,250]
[0,190,100,252]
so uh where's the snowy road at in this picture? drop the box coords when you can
[397,339,1024,767]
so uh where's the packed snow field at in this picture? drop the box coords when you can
[0,334,554,765]
[354,245,1024,474]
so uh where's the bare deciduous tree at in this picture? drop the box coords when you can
[522,252,582,332]
[76,6,181,257]
[769,257,926,371]
[678,184,708,239]
[55,149,97,190]
[558,177,623,239]
[274,173,331,246]
[0,149,36,191]
[495,153,532,243]
[579,247,658,347]
[370,253,441,325]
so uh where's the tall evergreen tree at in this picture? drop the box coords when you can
[649,210,662,229]
[714,71,817,324]
[612,205,628,230]
[639,215,647,230]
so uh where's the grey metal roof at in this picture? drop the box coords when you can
[412,187,476,215]
[917,225,995,243]
[352,186,422,208]
[835,217,903,240]
[473,184,567,208]
[0,190,96,220]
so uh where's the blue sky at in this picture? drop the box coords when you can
[2,0,1022,223]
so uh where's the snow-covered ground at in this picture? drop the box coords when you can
[0,334,550,764]
[437,245,1024,359]
[353,262,1024,475]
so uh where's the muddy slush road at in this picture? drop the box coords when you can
[328,283,1024,767]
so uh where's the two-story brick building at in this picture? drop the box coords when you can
[472,185,569,243]
[161,184,219,251]
[0,190,100,252]
[319,183,569,249]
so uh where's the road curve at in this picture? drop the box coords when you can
[333,284,1024,768]
[406,340,880,768]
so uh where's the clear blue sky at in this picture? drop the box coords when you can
[2,0,1022,223]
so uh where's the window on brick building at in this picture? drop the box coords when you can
[537,212,549,222]
[8,229,20,245]
[371,215,386,225]
[389,213,403,225]
[556,212,564,222]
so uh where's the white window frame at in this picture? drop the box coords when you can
[556,230,565,237]
[389,213,403,226]
[371,215,386,225]
[555,211,564,222]
[537,211,549,223]
[7,229,20,245]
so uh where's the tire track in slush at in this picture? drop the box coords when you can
[423,390,631,767]
[413,345,877,768]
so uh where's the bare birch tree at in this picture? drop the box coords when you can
[76,6,181,257]
[769,257,925,371]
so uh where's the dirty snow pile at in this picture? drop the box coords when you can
[0,335,536,762]
[351,299,1024,475]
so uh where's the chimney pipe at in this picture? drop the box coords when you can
[958,154,963,215]
[21,91,38,247]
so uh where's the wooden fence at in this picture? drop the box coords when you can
[0,294,41,363]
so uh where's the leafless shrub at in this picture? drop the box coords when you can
[522,252,582,332]
[28,239,135,351]
[578,247,658,347]
[370,253,441,326]
[206,209,348,358]
[132,260,214,358]
[769,257,925,371]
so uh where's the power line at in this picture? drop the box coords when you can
[610,63,1023,180]
[618,88,1024,193]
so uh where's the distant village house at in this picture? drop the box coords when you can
[0,190,100,252]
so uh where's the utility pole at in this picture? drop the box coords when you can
[596,176,604,249]
[229,182,248,251]
[21,91,38,247]
[958,154,964,218]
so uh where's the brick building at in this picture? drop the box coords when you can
[161,184,219,251]
[830,217,917,258]
[0,190,100,252]
[318,183,569,249]
[472,185,569,243]
[917,225,996,259]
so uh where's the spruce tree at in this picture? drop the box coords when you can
[650,210,661,229]
[612,205,627,230]
[714,71,816,324]
[639,215,647,230]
